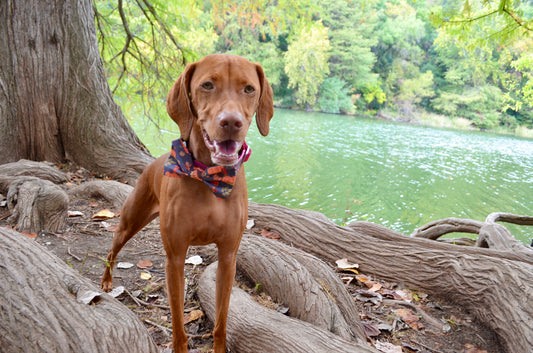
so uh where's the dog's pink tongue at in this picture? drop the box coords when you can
[217,140,238,156]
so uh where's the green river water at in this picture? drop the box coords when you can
[131,109,533,244]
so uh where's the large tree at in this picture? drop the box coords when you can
[0,0,153,184]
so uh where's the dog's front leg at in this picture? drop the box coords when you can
[213,245,239,353]
[166,252,189,353]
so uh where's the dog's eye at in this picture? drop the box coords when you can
[244,85,255,94]
[201,82,214,90]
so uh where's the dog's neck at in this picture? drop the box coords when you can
[187,126,214,166]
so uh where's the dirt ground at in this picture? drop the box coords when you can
[0,165,501,353]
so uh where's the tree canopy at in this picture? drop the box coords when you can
[94,0,533,134]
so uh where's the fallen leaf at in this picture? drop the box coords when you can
[396,289,413,302]
[21,231,38,239]
[246,219,255,229]
[92,209,115,219]
[117,262,134,269]
[108,286,125,298]
[341,276,354,285]
[355,290,383,305]
[367,282,383,292]
[342,268,359,274]
[377,322,393,332]
[185,255,203,266]
[77,290,102,305]
[336,258,359,270]
[137,260,153,269]
[381,289,403,300]
[140,272,152,280]
[395,308,423,330]
[261,229,280,240]
[356,274,370,283]
[68,210,84,217]
[184,309,204,324]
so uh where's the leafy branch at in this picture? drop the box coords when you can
[438,0,531,38]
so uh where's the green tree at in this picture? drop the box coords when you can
[317,77,355,114]
[430,0,533,128]
[209,0,314,92]
[284,22,331,107]
[373,0,434,110]
[316,0,382,105]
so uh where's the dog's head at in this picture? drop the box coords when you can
[167,54,274,166]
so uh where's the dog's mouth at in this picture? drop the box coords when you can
[203,131,243,166]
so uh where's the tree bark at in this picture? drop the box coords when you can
[236,234,367,343]
[198,262,378,353]
[248,202,533,353]
[411,215,532,260]
[1,176,68,233]
[68,180,134,209]
[0,160,67,184]
[0,0,153,184]
[0,227,158,353]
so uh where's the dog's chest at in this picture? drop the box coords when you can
[160,177,248,246]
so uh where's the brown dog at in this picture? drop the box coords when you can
[101,54,273,352]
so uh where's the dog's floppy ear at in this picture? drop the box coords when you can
[167,63,197,141]
[255,64,274,137]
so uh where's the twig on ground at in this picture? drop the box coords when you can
[125,287,170,310]
[143,319,171,336]
[67,247,83,262]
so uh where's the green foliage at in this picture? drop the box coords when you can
[94,0,216,122]
[284,22,331,107]
[93,0,533,135]
[317,77,355,114]
[209,0,314,91]
[317,0,380,96]
[433,0,533,47]
[432,85,505,129]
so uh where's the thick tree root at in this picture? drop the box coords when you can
[237,234,367,343]
[0,227,158,353]
[68,180,133,209]
[198,262,378,353]
[248,202,533,353]
[2,176,68,233]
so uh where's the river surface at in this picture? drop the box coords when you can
[131,109,533,244]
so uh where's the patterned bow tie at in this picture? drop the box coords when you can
[163,138,251,199]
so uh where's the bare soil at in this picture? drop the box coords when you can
[0,165,500,353]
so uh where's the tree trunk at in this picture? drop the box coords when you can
[247,202,533,353]
[0,227,158,353]
[0,0,153,184]
[198,262,378,353]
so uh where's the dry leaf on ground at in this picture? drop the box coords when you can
[92,209,115,219]
[137,260,153,269]
[184,309,204,324]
